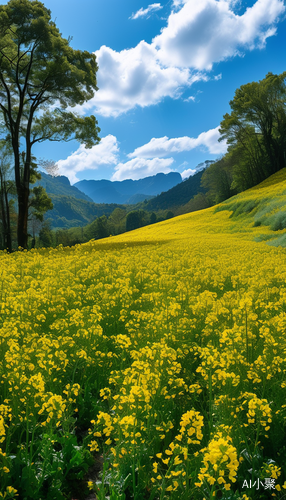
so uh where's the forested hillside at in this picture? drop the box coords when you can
[46,197,123,229]
[38,173,93,202]
[142,168,208,211]
[36,173,124,229]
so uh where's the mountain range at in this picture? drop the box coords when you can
[74,172,182,204]
[37,172,123,228]
[37,166,213,229]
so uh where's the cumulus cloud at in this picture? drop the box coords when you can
[128,126,227,158]
[56,128,225,184]
[56,135,119,184]
[181,168,196,179]
[111,157,174,181]
[154,0,285,70]
[77,0,284,117]
[130,3,163,20]
[79,42,190,117]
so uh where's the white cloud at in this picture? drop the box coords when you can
[130,3,163,20]
[181,168,196,179]
[56,135,119,184]
[128,126,227,158]
[154,0,285,70]
[80,42,190,117]
[172,0,187,8]
[195,127,228,154]
[76,0,284,118]
[184,95,196,102]
[90,0,284,117]
[111,157,174,181]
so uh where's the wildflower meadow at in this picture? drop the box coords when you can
[1,170,286,500]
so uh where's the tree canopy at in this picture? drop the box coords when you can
[202,72,286,202]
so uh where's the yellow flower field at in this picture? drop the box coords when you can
[0,169,286,499]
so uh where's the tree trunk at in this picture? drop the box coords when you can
[0,171,12,252]
[0,172,8,250]
[17,184,29,249]
[14,136,31,250]
[5,189,12,253]
[4,184,12,253]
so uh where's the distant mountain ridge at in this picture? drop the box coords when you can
[37,172,123,229]
[37,165,213,229]
[74,172,182,204]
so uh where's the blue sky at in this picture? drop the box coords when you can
[2,0,286,183]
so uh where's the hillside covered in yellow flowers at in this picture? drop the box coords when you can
[0,169,286,500]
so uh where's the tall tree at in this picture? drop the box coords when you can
[0,0,100,248]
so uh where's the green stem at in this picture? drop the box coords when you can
[159,457,174,500]
[132,422,137,499]
[25,405,29,463]
[245,307,249,363]
[29,423,38,464]
[208,370,213,435]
